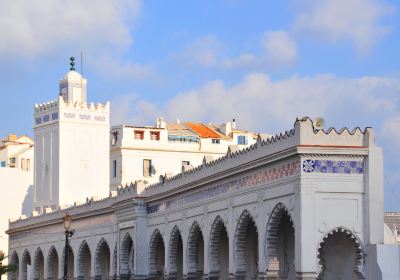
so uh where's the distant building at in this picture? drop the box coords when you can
[0,134,33,171]
[32,65,110,213]
[110,118,259,192]
[384,212,400,244]
[0,134,34,255]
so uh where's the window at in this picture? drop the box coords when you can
[143,159,152,177]
[111,131,118,146]
[27,159,30,171]
[211,139,220,144]
[21,158,25,171]
[0,161,5,167]
[134,130,144,140]
[9,157,16,168]
[237,135,248,145]
[52,112,59,120]
[150,131,160,141]
[112,160,117,178]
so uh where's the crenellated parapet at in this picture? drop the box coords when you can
[34,96,109,127]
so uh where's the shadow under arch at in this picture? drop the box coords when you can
[148,228,165,280]
[95,238,110,280]
[168,225,183,279]
[317,227,365,279]
[47,246,59,280]
[78,240,91,280]
[208,215,229,279]
[8,251,19,280]
[187,220,204,279]
[265,202,295,279]
[234,209,259,279]
[33,247,45,280]
[120,232,134,279]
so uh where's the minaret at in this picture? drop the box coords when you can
[33,58,110,213]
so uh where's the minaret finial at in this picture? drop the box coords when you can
[69,57,75,71]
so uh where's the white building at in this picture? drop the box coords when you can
[110,118,258,192]
[33,64,110,213]
[0,134,34,255]
[0,134,34,171]
[7,117,400,280]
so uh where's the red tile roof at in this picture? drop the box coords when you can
[184,122,222,138]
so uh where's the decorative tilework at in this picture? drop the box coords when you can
[302,159,364,174]
[64,112,75,118]
[147,160,301,214]
[79,114,91,120]
[95,116,105,121]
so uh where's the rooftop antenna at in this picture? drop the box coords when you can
[69,57,75,71]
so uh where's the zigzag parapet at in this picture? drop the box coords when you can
[141,117,374,197]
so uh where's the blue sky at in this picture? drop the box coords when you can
[1,0,400,210]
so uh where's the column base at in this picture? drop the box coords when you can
[296,272,319,280]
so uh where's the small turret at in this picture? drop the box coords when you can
[59,57,87,104]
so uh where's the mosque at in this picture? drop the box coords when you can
[6,61,400,280]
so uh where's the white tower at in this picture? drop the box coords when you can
[33,58,110,213]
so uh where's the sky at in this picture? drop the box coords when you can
[0,0,400,210]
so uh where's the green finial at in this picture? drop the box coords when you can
[69,57,75,71]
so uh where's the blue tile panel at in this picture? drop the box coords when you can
[302,159,364,174]
[147,160,301,214]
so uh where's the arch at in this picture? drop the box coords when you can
[62,245,74,280]
[149,229,165,279]
[33,247,45,280]
[47,246,59,280]
[234,209,259,278]
[169,225,183,279]
[317,227,364,279]
[120,232,134,279]
[209,215,229,279]
[21,249,31,280]
[187,221,204,279]
[265,202,295,279]
[78,240,91,280]
[95,238,110,280]
[8,251,19,280]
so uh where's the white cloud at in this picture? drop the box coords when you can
[293,0,393,54]
[90,55,154,81]
[172,35,224,68]
[261,31,298,66]
[115,72,400,133]
[178,31,298,70]
[0,0,141,56]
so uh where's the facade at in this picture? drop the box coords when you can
[0,134,34,171]
[110,119,258,192]
[33,69,110,213]
[0,134,34,254]
[7,117,397,280]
